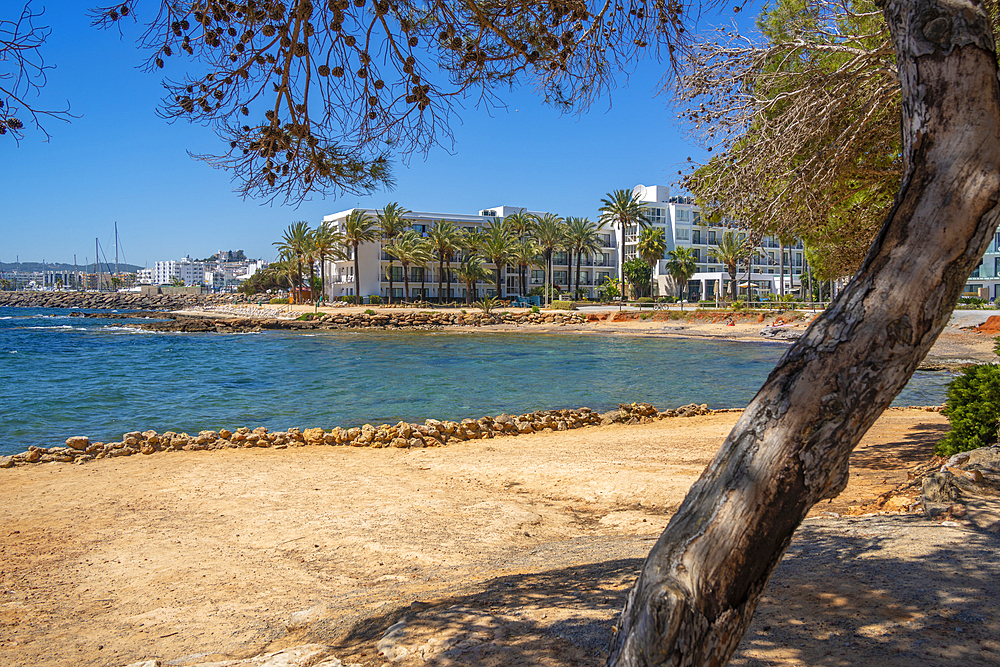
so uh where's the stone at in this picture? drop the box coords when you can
[65,436,89,450]
[302,428,326,446]
[391,437,410,448]
[0,456,14,468]
[24,449,41,462]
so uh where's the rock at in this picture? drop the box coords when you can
[0,456,15,468]
[24,449,41,462]
[302,428,326,446]
[759,326,802,340]
[391,437,410,448]
[65,436,89,450]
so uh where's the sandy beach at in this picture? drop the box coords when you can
[2,304,998,667]
[1,407,998,667]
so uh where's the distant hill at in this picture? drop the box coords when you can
[0,261,145,273]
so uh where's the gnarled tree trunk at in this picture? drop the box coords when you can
[606,0,1000,664]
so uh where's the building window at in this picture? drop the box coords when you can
[676,209,690,222]
[692,230,701,244]
[708,230,717,245]
[676,227,689,241]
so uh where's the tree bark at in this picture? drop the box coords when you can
[606,1,1000,665]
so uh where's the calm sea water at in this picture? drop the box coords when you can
[0,306,952,454]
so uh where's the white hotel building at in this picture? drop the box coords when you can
[321,184,804,302]
[322,205,619,301]
[616,185,806,301]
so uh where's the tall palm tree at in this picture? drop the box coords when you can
[455,255,488,305]
[479,219,516,299]
[598,189,651,306]
[504,211,536,291]
[272,221,311,304]
[301,229,318,305]
[341,209,379,303]
[377,202,411,304]
[427,219,461,304]
[510,238,542,297]
[564,216,603,299]
[530,212,565,306]
[384,230,431,302]
[312,223,345,310]
[709,230,749,301]
[416,235,433,301]
[637,227,667,298]
[665,246,699,310]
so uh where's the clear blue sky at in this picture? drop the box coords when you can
[2,4,758,267]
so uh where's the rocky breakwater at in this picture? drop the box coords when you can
[0,290,243,311]
[124,309,588,332]
[0,403,733,468]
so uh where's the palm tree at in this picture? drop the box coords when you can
[341,209,379,303]
[510,238,542,297]
[709,230,749,301]
[312,223,345,310]
[665,246,699,310]
[637,227,667,298]
[565,217,603,299]
[479,219,516,299]
[384,230,431,302]
[301,229,318,305]
[455,255,488,305]
[416,236,433,301]
[377,202,411,304]
[598,189,651,306]
[504,211,535,290]
[272,221,311,304]
[427,219,461,304]
[530,212,565,306]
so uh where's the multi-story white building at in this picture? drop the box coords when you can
[136,268,154,285]
[611,185,806,301]
[965,230,1000,300]
[322,204,618,301]
[154,256,205,287]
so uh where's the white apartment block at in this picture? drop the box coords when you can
[322,205,618,301]
[153,256,206,287]
[613,185,806,301]
[136,268,154,285]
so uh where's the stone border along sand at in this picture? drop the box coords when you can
[0,402,726,468]
[288,309,589,328]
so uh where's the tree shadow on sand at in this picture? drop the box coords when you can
[316,515,998,666]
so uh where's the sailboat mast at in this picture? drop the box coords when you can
[96,238,101,292]
[115,222,120,279]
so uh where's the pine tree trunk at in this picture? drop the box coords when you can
[606,1,1000,664]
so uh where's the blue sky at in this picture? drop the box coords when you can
[2,4,758,267]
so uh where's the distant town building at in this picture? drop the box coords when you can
[154,256,206,287]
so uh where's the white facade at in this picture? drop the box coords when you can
[154,256,206,287]
[322,205,617,301]
[136,268,154,285]
[612,185,806,301]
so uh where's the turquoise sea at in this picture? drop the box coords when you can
[0,306,952,454]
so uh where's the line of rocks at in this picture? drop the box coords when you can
[115,309,590,332]
[299,309,588,328]
[0,291,243,310]
[0,402,726,468]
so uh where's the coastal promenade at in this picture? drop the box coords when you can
[4,409,998,667]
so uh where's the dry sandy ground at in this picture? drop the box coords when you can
[2,409,998,667]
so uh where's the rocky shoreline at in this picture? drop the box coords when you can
[0,290,242,310]
[0,402,723,468]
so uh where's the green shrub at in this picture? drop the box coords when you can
[957,296,986,309]
[550,300,574,310]
[368,295,382,305]
[364,309,376,315]
[660,296,677,303]
[269,297,289,304]
[637,297,654,304]
[531,305,540,314]
[936,364,1000,456]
